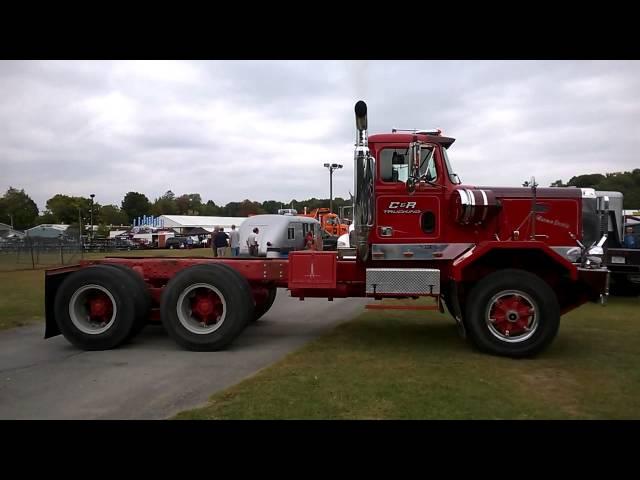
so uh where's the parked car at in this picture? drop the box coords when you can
[165,237,189,249]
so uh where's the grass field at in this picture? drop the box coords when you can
[175,296,640,420]
[0,248,214,331]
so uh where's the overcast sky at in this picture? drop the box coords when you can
[1,60,639,212]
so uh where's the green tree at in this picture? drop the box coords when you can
[175,193,202,215]
[0,187,39,230]
[553,169,640,209]
[45,194,94,225]
[151,190,178,216]
[566,173,606,188]
[35,212,57,225]
[121,192,151,223]
[261,200,284,214]
[200,200,222,216]
[98,205,129,226]
[223,200,265,217]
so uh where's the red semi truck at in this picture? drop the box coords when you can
[44,101,611,358]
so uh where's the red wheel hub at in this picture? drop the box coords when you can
[489,294,534,337]
[190,290,222,325]
[88,292,113,322]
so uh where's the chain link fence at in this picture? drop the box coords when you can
[0,237,84,271]
[0,237,139,271]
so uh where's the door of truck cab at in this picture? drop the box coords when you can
[374,143,444,251]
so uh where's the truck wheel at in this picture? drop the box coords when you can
[212,262,256,326]
[160,264,253,351]
[101,263,151,339]
[253,287,277,322]
[464,269,560,358]
[54,265,137,350]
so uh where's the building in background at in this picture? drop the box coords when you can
[25,224,70,238]
[0,222,26,241]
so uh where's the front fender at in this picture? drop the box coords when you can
[450,240,578,282]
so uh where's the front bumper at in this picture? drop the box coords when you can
[577,266,610,304]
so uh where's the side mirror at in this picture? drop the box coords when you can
[410,138,421,181]
[406,137,421,195]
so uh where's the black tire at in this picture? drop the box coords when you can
[464,269,560,358]
[54,265,138,350]
[100,263,151,339]
[211,262,256,326]
[160,264,253,351]
[253,287,277,322]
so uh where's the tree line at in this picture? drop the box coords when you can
[0,187,352,231]
[548,168,640,207]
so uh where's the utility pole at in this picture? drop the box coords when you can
[90,194,95,244]
[323,163,343,213]
[9,214,13,229]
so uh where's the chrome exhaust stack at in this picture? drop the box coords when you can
[353,100,375,261]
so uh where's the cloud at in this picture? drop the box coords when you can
[0,60,639,212]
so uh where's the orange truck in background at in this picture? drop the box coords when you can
[301,208,349,236]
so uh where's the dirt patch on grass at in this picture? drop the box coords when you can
[517,368,587,418]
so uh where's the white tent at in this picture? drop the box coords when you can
[159,215,247,233]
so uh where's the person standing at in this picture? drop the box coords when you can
[304,229,315,250]
[229,224,240,257]
[247,227,259,256]
[213,227,229,257]
[624,226,637,249]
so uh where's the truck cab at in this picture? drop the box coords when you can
[347,100,611,357]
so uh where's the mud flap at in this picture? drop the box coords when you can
[450,281,466,339]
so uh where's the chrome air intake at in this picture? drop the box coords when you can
[451,187,498,225]
[353,100,375,261]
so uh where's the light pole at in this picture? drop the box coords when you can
[78,207,82,245]
[90,194,95,243]
[323,163,343,213]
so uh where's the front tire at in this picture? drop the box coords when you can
[464,269,560,358]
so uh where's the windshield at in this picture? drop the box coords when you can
[442,147,461,184]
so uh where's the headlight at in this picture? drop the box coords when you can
[588,245,604,256]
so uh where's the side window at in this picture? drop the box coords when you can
[380,149,408,182]
[380,147,436,183]
[287,226,295,240]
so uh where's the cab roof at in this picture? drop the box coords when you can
[368,133,456,149]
